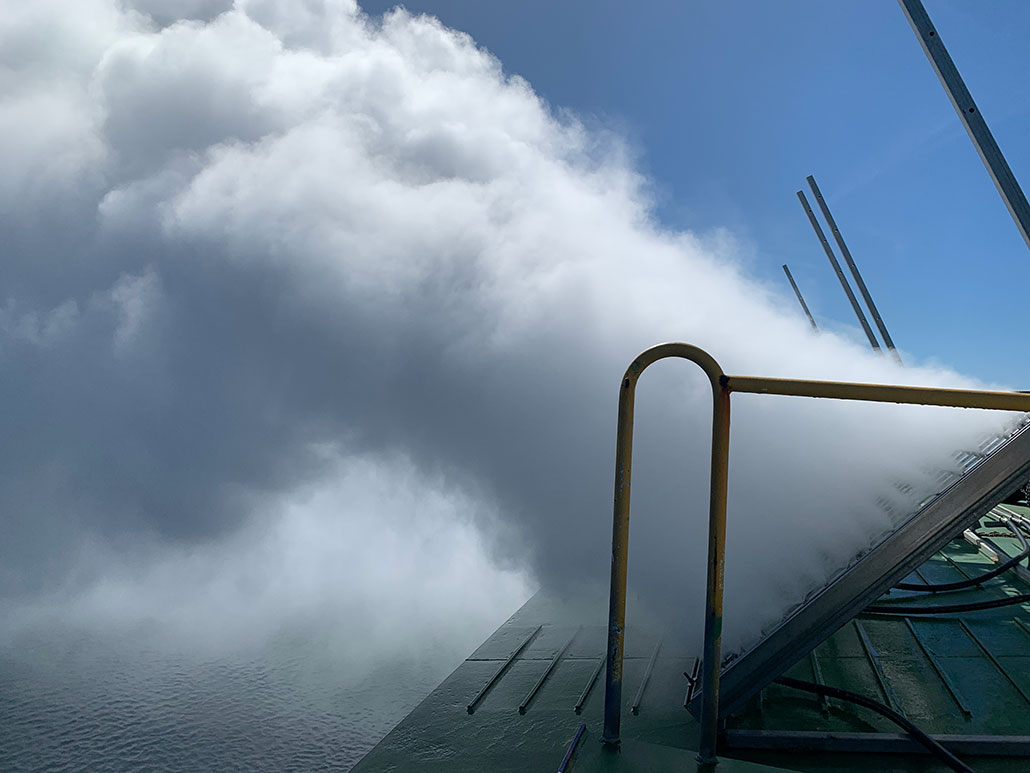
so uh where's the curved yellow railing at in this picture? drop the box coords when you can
[601,343,1030,768]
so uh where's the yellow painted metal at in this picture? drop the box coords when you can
[698,372,730,767]
[602,342,1030,768]
[602,343,729,759]
[726,375,1030,412]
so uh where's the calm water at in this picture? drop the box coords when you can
[0,629,447,771]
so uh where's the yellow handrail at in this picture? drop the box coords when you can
[600,343,1030,768]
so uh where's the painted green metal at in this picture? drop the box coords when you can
[808,650,831,715]
[468,625,541,714]
[521,627,579,714]
[854,620,905,715]
[725,730,1030,756]
[904,616,972,717]
[350,447,1030,773]
[1015,618,1030,640]
[576,656,605,714]
[355,534,1030,772]
[631,638,662,715]
[940,550,974,580]
[959,619,1030,706]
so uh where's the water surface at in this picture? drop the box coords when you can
[0,629,447,771]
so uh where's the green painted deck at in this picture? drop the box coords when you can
[353,508,1030,771]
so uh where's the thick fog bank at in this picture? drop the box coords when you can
[0,0,1017,658]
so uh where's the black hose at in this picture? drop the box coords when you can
[893,518,1030,592]
[866,592,1030,615]
[773,676,975,773]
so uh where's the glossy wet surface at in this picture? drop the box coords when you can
[0,630,442,772]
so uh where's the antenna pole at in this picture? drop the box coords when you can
[807,176,902,365]
[782,264,818,332]
[797,190,881,352]
[899,0,1030,253]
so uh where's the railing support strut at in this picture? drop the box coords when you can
[601,342,1030,770]
[601,343,730,768]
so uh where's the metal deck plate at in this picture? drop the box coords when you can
[355,532,1030,772]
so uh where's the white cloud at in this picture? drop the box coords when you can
[0,0,1019,661]
[0,298,79,347]
[106,268,161,350]
[7,450,529,669]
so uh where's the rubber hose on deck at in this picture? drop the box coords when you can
[893,517,1029,592]
[773,677,975,773]
[866,592,1030,615]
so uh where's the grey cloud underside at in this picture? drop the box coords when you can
[1,0,1013,650]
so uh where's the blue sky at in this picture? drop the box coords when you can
[361,0,1030,386]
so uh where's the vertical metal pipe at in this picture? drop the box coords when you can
[782,264,819,331]
[602,370,636,745]
[806,176,902,365]
[797,190,882,352]
[697,379,731,767]
[899,0,1030,253]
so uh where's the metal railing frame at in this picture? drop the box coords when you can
[600,343,1030,768]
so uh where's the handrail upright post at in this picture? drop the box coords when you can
[601,368,638,745]
[697,378,731,767]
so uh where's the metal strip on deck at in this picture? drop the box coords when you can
[519,627,579,714]
[854,620,904,715]
[807,650,830,715]
[630,638,662,715]
[904,617,972,717]
[466,625,541,714]
[959,619,1030,707]
[574,655,605,714]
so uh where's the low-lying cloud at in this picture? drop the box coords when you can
[1,0,1016,662]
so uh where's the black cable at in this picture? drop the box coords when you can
[893,518,1030,592]
[773,676,975,773]
[866,592,1030,615]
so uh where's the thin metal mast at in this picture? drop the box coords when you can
[782,264,819,332]
[797,190,881,351]
[899,0,1030,253]
[807,175,902,365]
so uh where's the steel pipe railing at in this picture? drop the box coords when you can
[601,342,1030,768]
